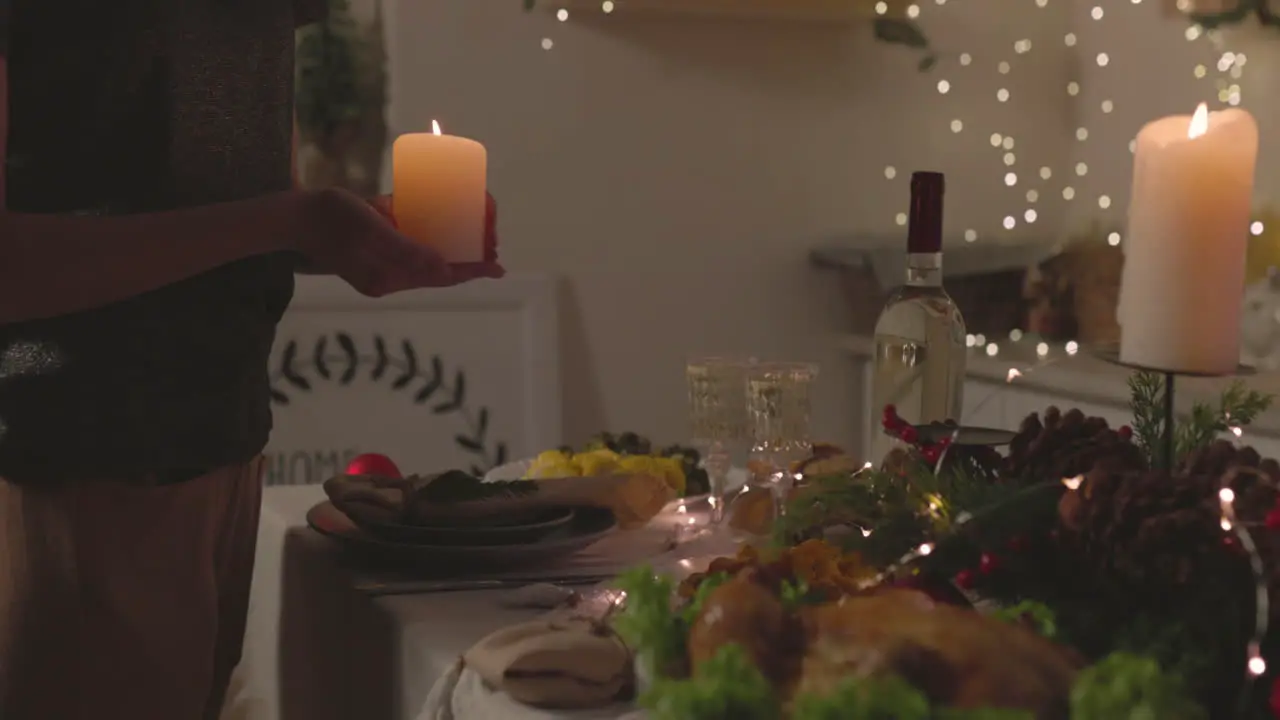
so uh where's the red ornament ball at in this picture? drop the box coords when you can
[979,552,1001,575]
[899,425,920,444]
[1269,673,1280,717]
[346,453,402,478]
[1266,508,1280,531]
[1006,534,1030,553]
[953,569,976,590]
[1117,425,1133,441]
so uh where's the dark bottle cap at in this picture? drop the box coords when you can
[907,171,945,254]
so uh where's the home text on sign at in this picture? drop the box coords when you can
[264,449,361,486]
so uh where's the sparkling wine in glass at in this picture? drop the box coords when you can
[686,357,749,525]
[746,362,817,523]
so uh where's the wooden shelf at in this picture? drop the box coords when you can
[549,0,910,22]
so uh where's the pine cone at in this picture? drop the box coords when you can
[1179,440,1280,522]
[1058,467,1223,591]
[1002,407,1146,486]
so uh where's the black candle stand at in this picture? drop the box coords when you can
[1090,346,1255,471]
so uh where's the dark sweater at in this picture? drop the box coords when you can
[0,0,324,480]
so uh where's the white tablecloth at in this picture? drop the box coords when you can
[222,485,720,720]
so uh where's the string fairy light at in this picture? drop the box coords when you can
[883,0,1256,242]
[866,349,1276,705]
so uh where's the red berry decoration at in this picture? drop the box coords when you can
[345,453,402,478]
[953,569,977,590]
[1006,534,1029,553]
[1269,673,1280,717]
[978,552,1001,575]
[1117,425,1133,441]
[937,435,953,448]
[882,404,898,425]
[899,425,920,444]
[1266,507,1280,531]
[921,445,942,466]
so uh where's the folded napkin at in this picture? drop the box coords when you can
[464,617,633,710]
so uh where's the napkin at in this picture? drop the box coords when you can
[463,617,633,709]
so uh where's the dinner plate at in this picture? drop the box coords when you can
[895,424,1019,447]
[485,459,749,512]
[353,506,577,546]
[306,501,618,568]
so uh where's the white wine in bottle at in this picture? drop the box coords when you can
[869,171,967,465]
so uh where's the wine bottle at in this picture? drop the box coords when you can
[869,171,967,464]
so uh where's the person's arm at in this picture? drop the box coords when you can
[0,17,317,324]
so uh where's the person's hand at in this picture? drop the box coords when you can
[369,192,502,273]
[298,188,494,298]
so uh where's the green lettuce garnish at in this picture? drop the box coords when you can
[991,600,1058,639]
[790,675,930,720]
[613,566,686,678]
[682,572,731,623]
[936,709,1035,720]
[1069,652,1207,720]
[642,643,779,720]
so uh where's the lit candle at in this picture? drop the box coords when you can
[1118,103,1258,375]
[392,120,487,263]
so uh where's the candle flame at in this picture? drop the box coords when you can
[431,120,442,136]
[1188,103,1209,139]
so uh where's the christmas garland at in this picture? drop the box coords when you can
[615,375,1280,718]
[766,379,1280,717]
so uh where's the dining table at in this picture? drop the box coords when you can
[223,483,733,720]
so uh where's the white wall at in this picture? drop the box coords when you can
[369,0,1276,452]
[1070,0,1280,228]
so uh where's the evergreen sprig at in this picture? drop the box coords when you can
[776,454,1021,567]
[1128,371,1273,467]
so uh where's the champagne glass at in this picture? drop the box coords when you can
[686,357,750,525]
[746,362,818,523]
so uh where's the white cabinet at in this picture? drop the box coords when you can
[962,380,1008,431]
[847,336,1280,463]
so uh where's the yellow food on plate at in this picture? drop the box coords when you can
[524,448,687,497]
[617,454,686,497]
[526,449,578,479]
[575,448,622,476]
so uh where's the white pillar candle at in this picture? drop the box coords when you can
[392,120,487,263]
[1118,103,1258,375]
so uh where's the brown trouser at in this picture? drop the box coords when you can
[0,459,263,720]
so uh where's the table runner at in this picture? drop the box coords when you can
[223,485,715,720]
[412,537,738,720]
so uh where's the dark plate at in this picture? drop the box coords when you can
[306,501,618,568]
[354,507,576,546]
[885,424,1018,447]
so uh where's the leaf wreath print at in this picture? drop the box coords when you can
[269,333,510,474]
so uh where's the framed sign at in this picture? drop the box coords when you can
[263,274,562,485]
